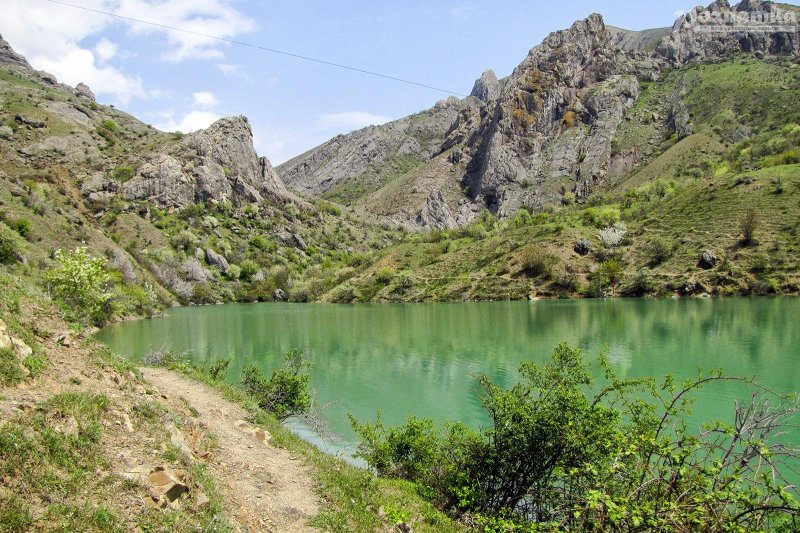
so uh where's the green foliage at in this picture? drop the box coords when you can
[8,217,31,239]
[375,267,395,285]
[0,222,24,264]
[519,246,557,278]
[239,259,260,281]
[583,206,621,228]
[739,207,759,245]
[0,347,24,386]
[352,343,800,530]
[642,236,673,267]
[208,357,231,381]
[241,350,312,420]
[112,165,134,182]
[45,247,112,325]
[99,119,118,132]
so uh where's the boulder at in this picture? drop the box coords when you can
[14,114,45,129]
[698,249,717,269]
[292,233,308,250]
[274,288,286,301]
[574,239,592,256]
[205,248,230,273]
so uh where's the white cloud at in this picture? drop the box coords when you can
[94,38,118,62]
[318,111,392,131]
[216,63,252,81]
[155,110,221,133]
[192,91,218,107]
[115,0,257,62]
[1,0,255,103]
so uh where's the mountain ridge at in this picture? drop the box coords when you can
[277,0,800,229]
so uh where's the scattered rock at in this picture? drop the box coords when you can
[235,419,271,444]
[292,233,308,251]
[0,125,13,139]
[205,248,230,273]
[274,288,287,301]
[14,114,45,129]
[57,333,73,347]
[574,238,592,256]
[121,465,151,484]
[698,249,717,269]
[195,491,211,510]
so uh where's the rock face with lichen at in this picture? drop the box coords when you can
[277,0,800,229]
[122,116,299,208]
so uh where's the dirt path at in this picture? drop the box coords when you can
[141,368,320,532]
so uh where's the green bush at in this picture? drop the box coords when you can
[239,260,260,281]
[112,165,134,182]
[241,350,311,420]
[45,247,112,325]
[582,206,620,228]
[100,119,118,132]
[519,246,556,278]
[208,358,231,381]
[351,343,800,530]
[374,267,395,285]
[9,218,31,239]
[642,237,673,267]
[0,223,24,264]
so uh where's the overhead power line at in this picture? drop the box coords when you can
[39,0,469,97]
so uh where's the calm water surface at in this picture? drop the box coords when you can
[97,298,800,455]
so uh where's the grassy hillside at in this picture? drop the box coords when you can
[0,65,404,326]
[319,60,800,302]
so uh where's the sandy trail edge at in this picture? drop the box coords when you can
[141,367,320,532]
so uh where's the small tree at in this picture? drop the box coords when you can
[739,208,759,245]
[599,259,624,295]
[46,247,112,324]
[597,222,627,249]
[242,350,312,420]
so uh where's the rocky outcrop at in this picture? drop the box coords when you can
[75,83,96,101]
[274,1,800,229]
[470,70,501,103]
[656,0,799,64]
[457,15,640,213]
[278,104,461,197]
[416,190,457,230]
[0,34,32,72]
[122,116,299,208]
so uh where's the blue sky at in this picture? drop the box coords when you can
[4,1,728,163]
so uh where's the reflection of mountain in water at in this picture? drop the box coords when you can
[97,298,800,444]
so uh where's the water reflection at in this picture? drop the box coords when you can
[97,298,800,450]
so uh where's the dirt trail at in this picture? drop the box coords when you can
[141,368,320,532]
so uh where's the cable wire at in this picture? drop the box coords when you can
[37,0,469,97]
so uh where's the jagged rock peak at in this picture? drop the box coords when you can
[658,0,799,64]
[0,34,32,71]
[122,115,300,208]
[470,69,500,103]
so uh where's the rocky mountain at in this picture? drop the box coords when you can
[277,0,800,229]
[0,34,398,310]
[121,115,300,208]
